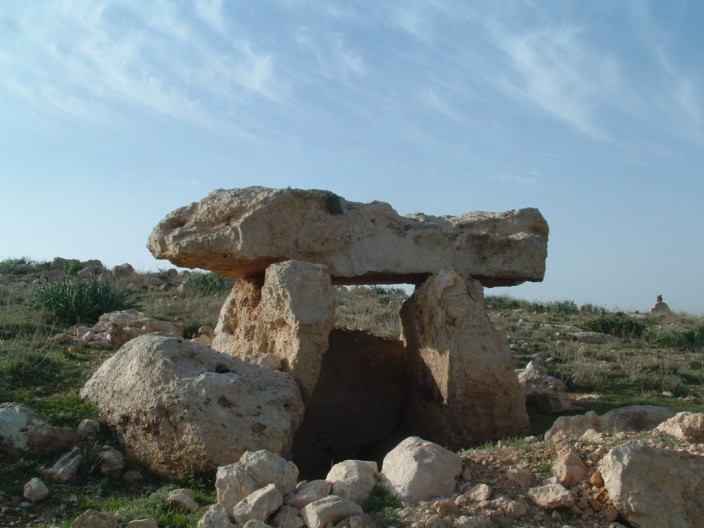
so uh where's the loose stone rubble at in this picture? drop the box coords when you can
[2,402,703,528]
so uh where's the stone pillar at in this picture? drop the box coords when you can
[401,269,530,447]
[212,260,335,401]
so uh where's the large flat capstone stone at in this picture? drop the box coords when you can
[148,187,548,286]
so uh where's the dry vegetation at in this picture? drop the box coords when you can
[0,257,702,527]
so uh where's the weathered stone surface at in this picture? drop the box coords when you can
[292,329,406,478]
[325,460,378,505]
[381,436,462,503]
[516,358,572,414]
[80,333,304,477]
[212,261,334,401]
[148,187,548,287]
[465,483,492,502]
[401,270,530,447]
[599,440,704,527]
[300,495,364,528]
[23,477,49,502]
[232,483,283,525]
[0,402,79,458]
[272,505,306,528]
[167,488,199,513]
[527,483,574,509]
[552,444,587,487]
[545,405,678,440]
[217,450,299,517]
[654,411,704,443]
[126,519,159,528]
[198,504,236,528]
[71,510,118,528]
[288,481,332,509]
[97,449,124,479]
[47,446,82,482]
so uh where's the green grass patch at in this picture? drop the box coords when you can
[363,484,402,512]
[584,313,650,339]
[33,278,134,325]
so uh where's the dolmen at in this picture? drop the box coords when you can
[84,186,549,477]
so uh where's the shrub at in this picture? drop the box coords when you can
[0,257,36,275]
[584,313,649,339]
[187,272,234,295]
[544,300,579,315]
[33,278,134,325]
[648,324,704,351]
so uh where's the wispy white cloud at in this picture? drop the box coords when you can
[491,174,543,190]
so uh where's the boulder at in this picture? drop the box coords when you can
[148,187,548,287]
[80,333,304,477]
[545,405,677,440]
[599,440,704,527]
[516,359,572,414]
[401,270,530,446]
[325,460,378,505]
[216,450,299,517]
[654,411,704,443]
[300,496,363,528]
[0,402,79,458]
[212,260,334,401]
[381,436,462,503]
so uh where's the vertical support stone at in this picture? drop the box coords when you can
[212,260,335,401]
[401,269,530,447]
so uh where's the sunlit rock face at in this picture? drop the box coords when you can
[148,186,548,287]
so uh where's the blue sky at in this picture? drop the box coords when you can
[1,1,703,314]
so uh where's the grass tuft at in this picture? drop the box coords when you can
[33,277,134,325]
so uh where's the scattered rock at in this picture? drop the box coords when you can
[300,495,364,528]
[288,481,332,509]
[326,460,378,505]
[71,510,118,528]
[552,444,587,487]
[47,446,82,482]
[271,505,306,528]
[198,504,236,528]
[0,402,79,458]
[654,411,704,443]
[545,405,677,440]
[167,488,199,513]
[381,436,462,502]
[216,450,299,517]
[97,449,124,479]
[527,483,574,509]
[232,483,283,525]
[516,358,572,414]
[23,478,49,502]
[77,419,101,439]
[465,483,492,502]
